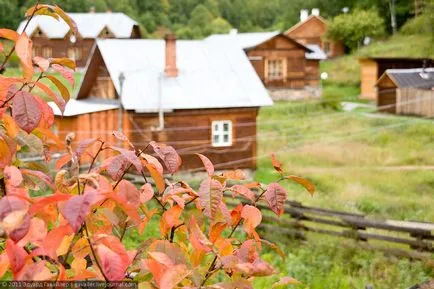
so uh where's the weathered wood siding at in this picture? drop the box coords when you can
[397,88,434,117]
[54,107,258,170]
[359,59,378,100]
[286,16,345,58]
[246,35,319,89]
[130,108,258,170]
[377,75,397,113]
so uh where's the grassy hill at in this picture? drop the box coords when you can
[322,33,434,88]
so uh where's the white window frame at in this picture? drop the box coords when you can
[211,120,233,147]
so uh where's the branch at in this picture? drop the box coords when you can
[0,0,40,72]
[84,222,108,281]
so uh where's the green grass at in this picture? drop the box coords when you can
[321,33,433,89]
[256,101,434,222]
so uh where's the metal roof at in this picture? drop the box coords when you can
[305,44,327,60]
[17,13,138,39]
[49,98,119,116]
[206,31,325,60]
[80,38,272,112]
[382,68,434,89]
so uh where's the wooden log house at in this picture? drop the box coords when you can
[17,11,141,67]
[206,31,326,99]
[49,35,273,171]
[376,68,434,116]
[359,57,433,100]
[285,10,345,58]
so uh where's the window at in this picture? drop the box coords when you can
[267,59,283,80]
[67,47,81,60]
[32,46,41,57]
[211,120,232,147]
[42,47,52,58]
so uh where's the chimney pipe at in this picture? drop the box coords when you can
[89,6,96,13]
[312,8,320,16]
[300,9,309,22]
[164,34,178,78]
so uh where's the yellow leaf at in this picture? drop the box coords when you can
[3,114,19,138]
[71,257,86,273]
[56,234,74,256]
[285,175,315,196]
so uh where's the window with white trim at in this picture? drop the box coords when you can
[211,120,232,147]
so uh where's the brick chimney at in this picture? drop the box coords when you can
[164,34,178,77]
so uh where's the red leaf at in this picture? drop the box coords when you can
[149,141,181,174]
[0,253,9,279]
[34,81,65,113]
[45,75,70,102]
[33,57,49,72]
[12,91,41,133]
[264,183,287,216]
[4,165,23,187]
[20,169,53,190]
[75,138,98,157]
[60,190,97,232]
[51,64,74,87]
[41,224,73,260]
[112,131,134,149]
[5,239,28,275]
[110,146,143,173]
[15,33,34,81]
[198,178,223,222]
[230,204,243,226]
[160,264,190,289]
[0,29,19,41]
[230,185,255,202]
[140,183,154,203]
[34,97,54,129]
[107,193,141,225]
[100,154,129,180]
[96,244,128,281]
[196,153,214,176]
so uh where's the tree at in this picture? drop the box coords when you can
[326,8,386,50]
[210,17,232,34]
[0,3,315,288]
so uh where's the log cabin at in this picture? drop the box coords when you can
[17,12,141,68]
[48,35,273,171]
[206,31,326,100]
[376,68,434,116]
[285,10,345,58]
[359,57,434,100]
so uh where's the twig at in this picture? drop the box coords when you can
[84,222,108,281]
[120,221,128,241]
[0,1,40,71]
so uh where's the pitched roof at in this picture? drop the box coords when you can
[76,38,272,113]
[205,31,325,59]
[376,68,434,89]
[285,15,327,35]
[49,98,119,117]
[17,12,138,39]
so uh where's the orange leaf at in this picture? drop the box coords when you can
[15,33,34,81]
[34,81,65,113]
[29,193,71,216]
[140,183,154,204]
[230,203,243,226]
[230,184,255,202]
[222,169,246,180]
[160,205,182,236]
[0,253,9,279]
[145,162,165,193]
[271,154,283,175]
[45,75,70,102]
[188,216,212,253]
[285,175,316,196]
[107,193,141,225]
[3,114,19,138]
[272,276,302,287]
[50,58,76,71]
[209,222,226,243]
[55,154,72,170]
[241,205,262,237]
[159,264,190,289]
[264,183,287,216]
[0,29,19,41]
[196,153,214,176]
[5,239,28,275]
[149,141,182,174]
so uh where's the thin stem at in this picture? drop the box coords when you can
[120,221,128,241]
[0,1,40,72]
[185,196,198,206]
[84,222,108,281]
[0,82,27,108]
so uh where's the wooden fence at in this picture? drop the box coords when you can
[397,88,434,117]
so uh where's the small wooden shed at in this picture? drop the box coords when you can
[359,57,433,100]
[376,68,434,116]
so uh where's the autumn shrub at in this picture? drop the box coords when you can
[0,3,314,288]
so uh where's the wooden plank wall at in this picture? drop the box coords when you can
[397,88,434,117]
